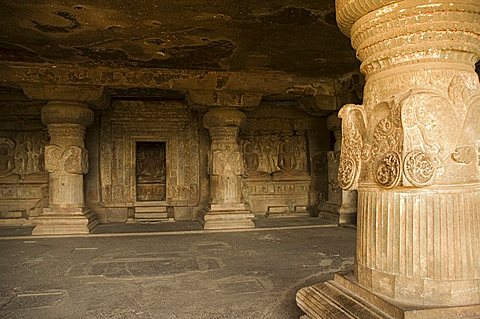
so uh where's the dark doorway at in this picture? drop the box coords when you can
[136,142,166,201]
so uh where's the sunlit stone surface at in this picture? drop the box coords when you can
[297,0,480,317]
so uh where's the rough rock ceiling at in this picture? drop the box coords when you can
[0,0,359,79]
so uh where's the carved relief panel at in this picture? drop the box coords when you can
[240,131,308,175]
[240,123,311,215]
[100,100,200,207]
[0,102,49,219]
[0,132,48,177]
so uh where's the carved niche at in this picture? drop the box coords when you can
[99,100,200,207]
[240,127,310,216]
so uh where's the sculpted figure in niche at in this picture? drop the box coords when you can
[243,140,259,175]
[0,139,15,176]
[277,136,297,172]
[14,137,27,174]
[26,141,40,173]
[294,133,307,172]
[136,146,165,181]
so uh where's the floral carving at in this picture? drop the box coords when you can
[45,145,88,174]
[338,104,366,190]
[404,150,435,186]
[338,156,356,189]
[451,146,476,164]
[375,151,401,188]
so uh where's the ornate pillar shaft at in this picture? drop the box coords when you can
[203,107,254,229]
[297,0,480,317]
[45,124,87,207]
[208,126,243,204]
[32,101,97,235]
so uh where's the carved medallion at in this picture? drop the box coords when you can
[403,150,435,187]
[375,151,401,188]
[338,156,358,190]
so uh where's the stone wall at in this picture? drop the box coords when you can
[0,102,49,223]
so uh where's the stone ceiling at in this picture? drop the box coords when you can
[0,0,359,79]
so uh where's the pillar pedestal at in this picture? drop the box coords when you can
[203,107,254,230]
[31,101,97,235]
[298,0,480,317]
[297,273,480,319]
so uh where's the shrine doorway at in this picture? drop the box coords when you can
[133,141,169,221]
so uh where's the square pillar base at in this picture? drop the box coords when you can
[203,203,255,230]
[32,208,98,235]
[296,273,480,319]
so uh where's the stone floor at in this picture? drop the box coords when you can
[0,225,356,319]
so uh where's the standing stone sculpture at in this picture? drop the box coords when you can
[203,107,255,229]
[297,0,480,317]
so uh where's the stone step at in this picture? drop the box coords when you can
[134,201,167,207]
[134,206,167,213]
[134,212,168,220]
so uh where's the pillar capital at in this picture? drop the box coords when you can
[41,101,94,127]
[338,0,480,77]
[203,107,247,130]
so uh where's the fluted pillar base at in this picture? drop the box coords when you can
[296,273,480,319]
[32,208,98,235]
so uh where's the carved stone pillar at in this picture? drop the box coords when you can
[320,113,357,225]
[21,84,104,235]
[31,101,97,235]
[203,107,255,229]
[297,0,480,318]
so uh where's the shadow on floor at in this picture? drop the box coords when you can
[0,225,35,237]
[0,217,336,237]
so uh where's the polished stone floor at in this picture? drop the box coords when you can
[0,225,355,319]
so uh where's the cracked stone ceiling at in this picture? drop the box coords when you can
[0,0,359,79]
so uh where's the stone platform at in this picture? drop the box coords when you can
[297,273,480,319]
